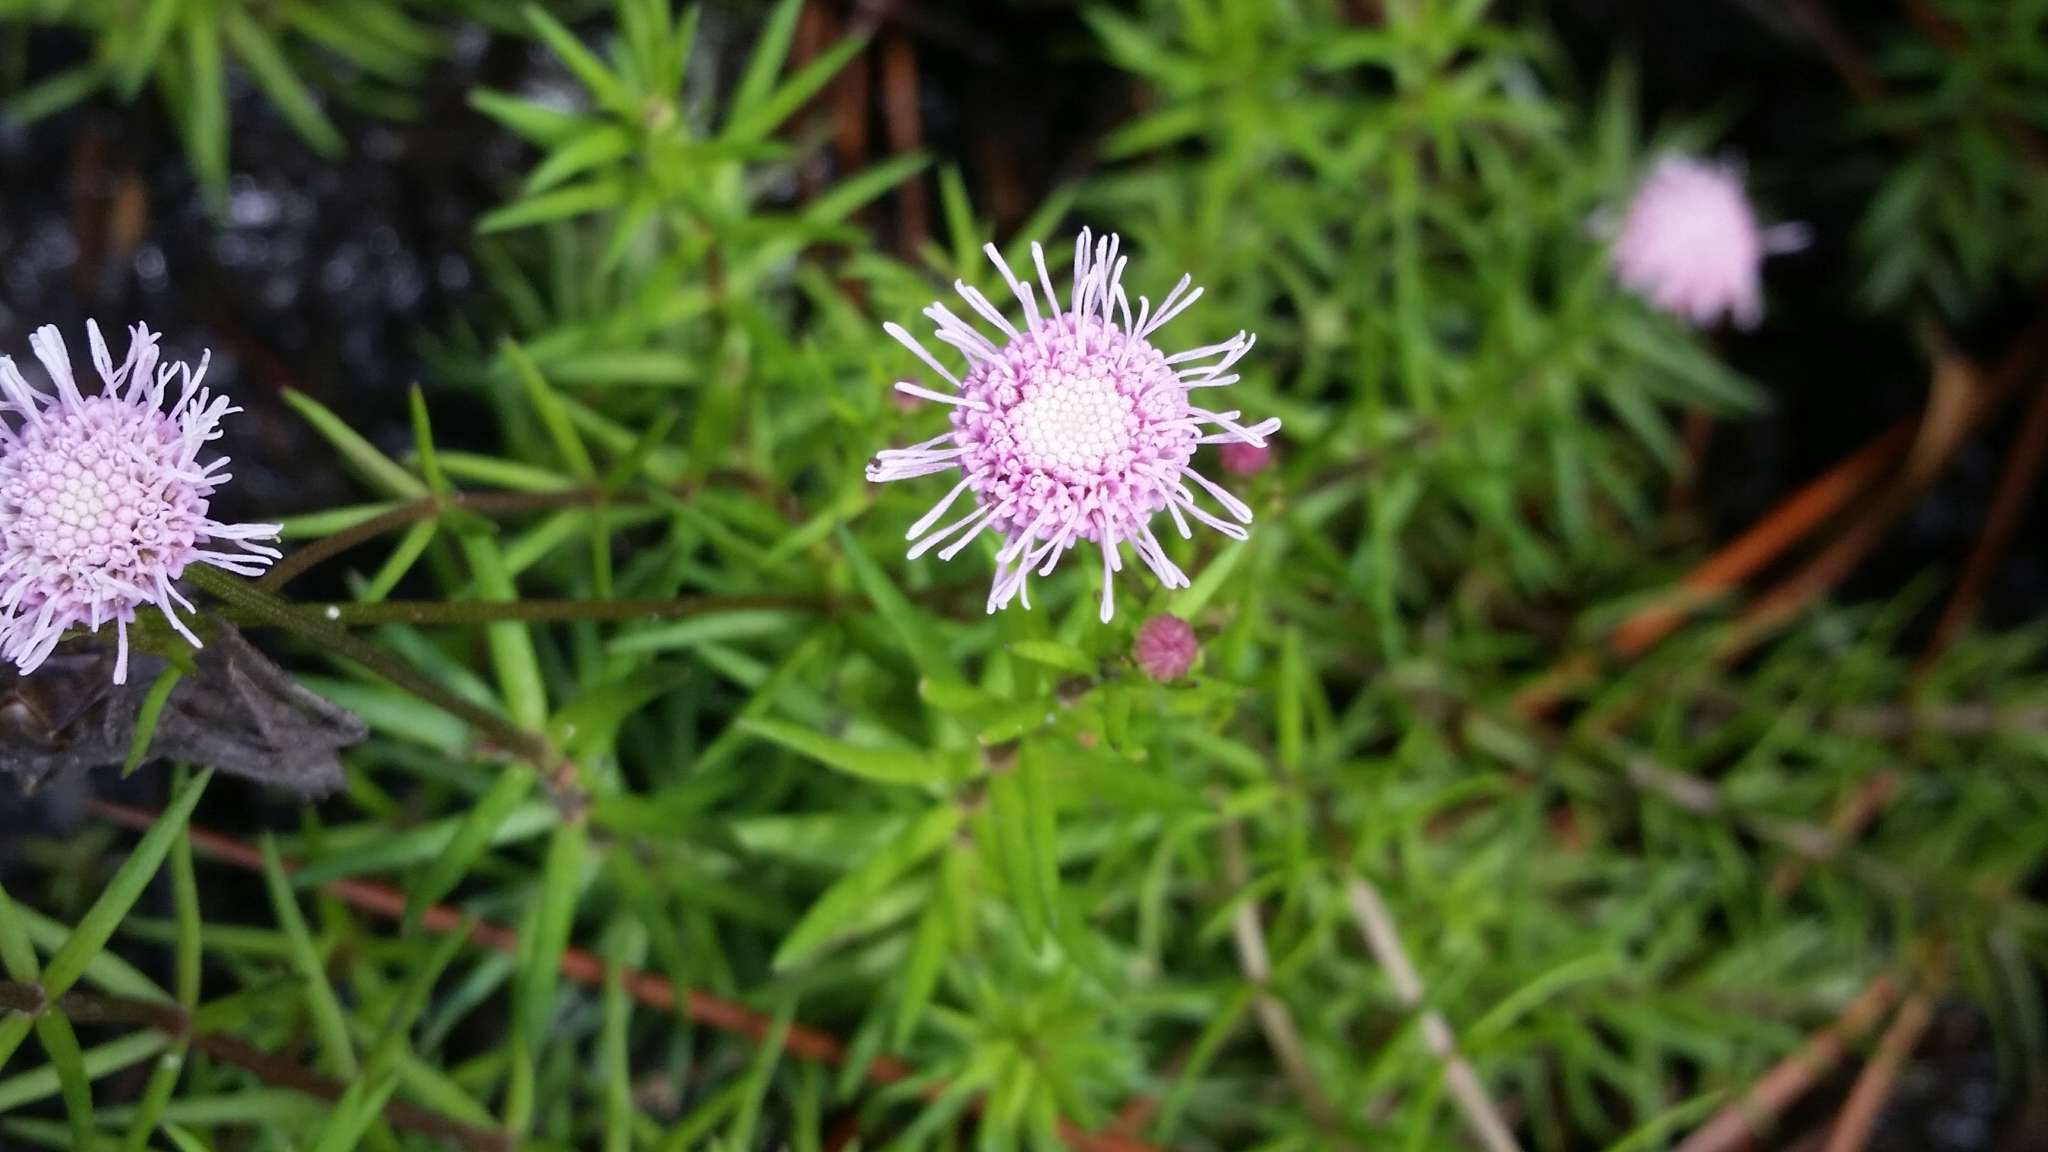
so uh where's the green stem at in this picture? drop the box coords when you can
[260,490,602,592]
[261,470,786,593]
[286,593,830,629]
[186,567,566,778]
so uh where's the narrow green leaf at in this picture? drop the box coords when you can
[740,718,956,787]
[468,90,590,147]
[987,767,1043,941]
[1019,743,1061,934]
[42,769,211,999]
[359,519,440,603]
[0,1016,31,1076]
[408,386,451,494]
[477,179,628,233]
[404,765,538,933]
[724,35,863,143]
[121,667,185,777]
[803,152,929,226]
[1007,640,1096,676]
[517,820,588,1043]
[0,1031,165,1114]
[184,3,228,202]
[222,7,345,157]
[0,883,42,982]
[120,809,200,1152]
[118,0,182,97]
[502,339,597,482]
[893,874,951,1047]
[460,533,549,730]
[34,1013,96,1152]
[526,125,635,196]
[6,64,103,128]
[259,836,358,1078]
[283,389,429,499]
[729,0,803,117]
[838,527,958,684]
[774,804,962,969]
[726,1005,793,1149]
[524,3,630,110]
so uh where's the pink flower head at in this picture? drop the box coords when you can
[866,229,1277,621]
[1132,614,1198,681]
[1610,156,1809,329]
[1218,439,1272,477]
[0,322,281,684]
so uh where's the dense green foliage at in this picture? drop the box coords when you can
[1,1,2046,1150]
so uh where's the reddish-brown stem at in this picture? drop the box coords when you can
[1666,408,1717,519]
[1770,770,1903,898]
[881,23,929,256]
[0,980,511,1151]
[85,799,1162,1152]
[1512,420,1910,718]
[1672,975,1899,1152]
[1614,421,1913,659]
[1922,379,2048,664]
[1783,0,1888,103]
[1820,993,1936,1152]
[1725,314,2048,658]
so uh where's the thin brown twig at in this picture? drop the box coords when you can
[1342,876,1524,1152]
[1922,374,2048,664]
[1611,422,1914,660]
[1216,819,1344,1139]
[1514,421,1911,718]
[1770,770,1902,898]
[880,22,928,257]
[1820,993,1936,1152]
[260,472,779,593]
[1782,0,1888,102]
[84,799,1162,1152]
[0,980,512,1152]
[1673,975,1899,1152]
[297,593,827,628]
[1723,312,2048,658]
[1829,702,2048,737]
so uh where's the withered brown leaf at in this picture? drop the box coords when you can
[0,623,362,798]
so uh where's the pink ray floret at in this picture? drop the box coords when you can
[0,321,281,684]
[866,229,1277,622]
[1611,156,1809,329]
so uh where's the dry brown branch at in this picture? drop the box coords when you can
[1923,377,2048,663]
[1673,975,1899,1152]
[1217,819,1344,1137]
[1782,0,1888,102]
[1724,314,2048,658]
[1821,993,1935,1152]
[1343,876,1524,1152]
[1770,770,1902,897]
[0,980,512,1151]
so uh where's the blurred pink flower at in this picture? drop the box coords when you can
[867,229,1277,621]
[1132,614,1198,681]
[1611,156,1808,329]
[1219,439,1272,476]
[0,322,280,683]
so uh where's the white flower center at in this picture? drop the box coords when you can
[5,402,187,568]
[1011,373,1133,469]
